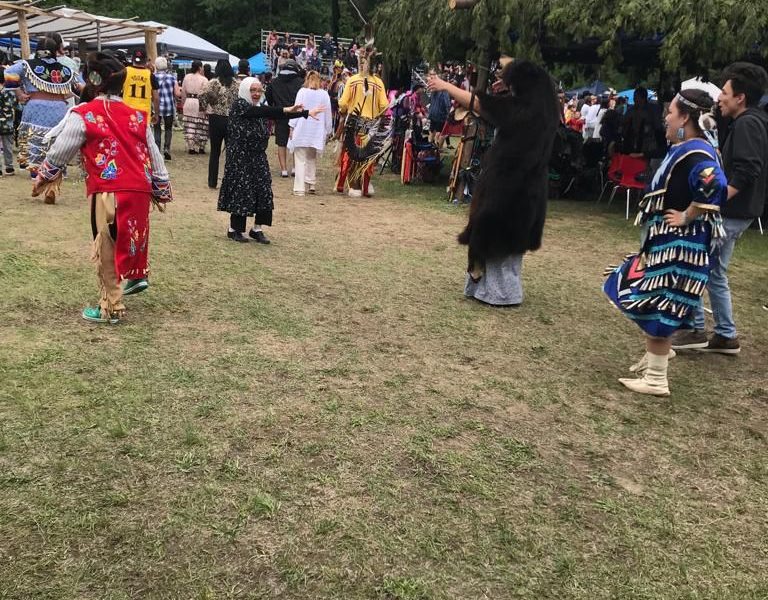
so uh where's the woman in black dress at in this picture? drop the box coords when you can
[217,77,324,243]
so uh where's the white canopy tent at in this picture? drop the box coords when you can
[103,21,236,63]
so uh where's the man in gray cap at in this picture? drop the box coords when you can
[265,59,304,177]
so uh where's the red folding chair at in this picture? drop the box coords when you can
[596,153,622,203]
[606,154,649,219]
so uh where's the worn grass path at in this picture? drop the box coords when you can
[1,139,767,599]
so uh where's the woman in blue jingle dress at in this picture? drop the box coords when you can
[603,89,727,397]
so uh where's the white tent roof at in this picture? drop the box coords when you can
[0,2,162,44]
[103,21,232,62]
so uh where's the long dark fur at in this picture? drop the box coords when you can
[458,60,559,272]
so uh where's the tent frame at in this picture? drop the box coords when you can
[0,1,162,60]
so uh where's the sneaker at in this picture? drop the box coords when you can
[308,186,316,194]
[281,171,289,178]
[164,151,172,161]
[227,230,249,243]
[292,191,305,196]
[4,168,14,176]
[123,278,149,296]
[198,148,206,155]
[82,306,120,324]
[188,149,198,155]
[670,329,709,350]
[367,183,375,196]
[763,303,768,312]
[249,229,271,244]
[348,188,363,198]
[696,333,741,355]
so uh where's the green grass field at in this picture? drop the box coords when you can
[1,140,767,599]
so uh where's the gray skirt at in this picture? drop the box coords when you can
[464,253,524,306]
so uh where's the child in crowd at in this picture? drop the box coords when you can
[566,110,584,134]
[0,71,17,175]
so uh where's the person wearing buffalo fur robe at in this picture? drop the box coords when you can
[428,60,559,305]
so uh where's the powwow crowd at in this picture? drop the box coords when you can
[1,31,766,398]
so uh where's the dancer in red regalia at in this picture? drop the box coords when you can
[33,52,172,324]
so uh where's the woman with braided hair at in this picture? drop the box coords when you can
[603,89,727,396]
[34,51,172,324]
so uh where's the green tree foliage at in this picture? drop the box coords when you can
[374,0,472,64]
[38,0,385,58]
[547,0,768,71]
[373,0,768,72]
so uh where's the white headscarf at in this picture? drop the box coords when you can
[238,77,260,104]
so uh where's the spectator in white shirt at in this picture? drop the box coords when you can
[591,97,610,140]
[288,70,333,196]
[582,95,601,140]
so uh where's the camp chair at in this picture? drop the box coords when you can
[412,141,441,183]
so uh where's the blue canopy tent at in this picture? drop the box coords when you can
[0,37,37,57]
[616,88,658,105]
[0,37,23,48]
[247,52,270,75]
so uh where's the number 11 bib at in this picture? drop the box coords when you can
[122,66,152,117]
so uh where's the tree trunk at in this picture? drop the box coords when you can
[474,24,497,95]
[331,0,340,42]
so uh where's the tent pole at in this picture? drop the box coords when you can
[145,30,158,62]
[96,22,101,51]
[77,38,87,66]
[17,10,30,58]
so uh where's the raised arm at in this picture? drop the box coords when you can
[427,75,480,115]
[242,104,309,120]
